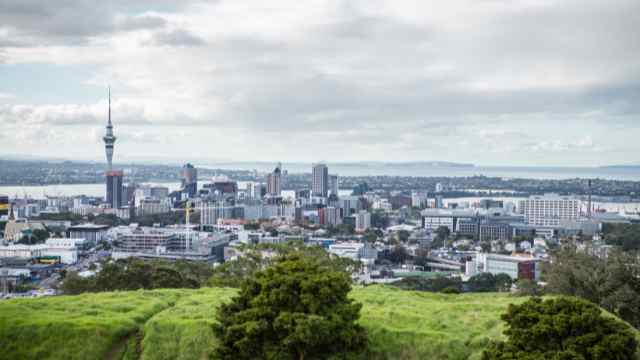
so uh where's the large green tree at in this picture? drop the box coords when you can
[214,252,367,360]
[483,297,638,360]
[208,242,361,288]
[545,248,640,328]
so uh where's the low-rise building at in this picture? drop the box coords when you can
[0,244,48,259]
[0,242,78,264]
[421,209,477,233]
[67,224,110,245]
[474,253,542,280]
[328,242,378,262]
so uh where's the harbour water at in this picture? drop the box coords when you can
[0,184,638,213]
[199,162,640,181]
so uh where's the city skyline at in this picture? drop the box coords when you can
[1,0,639,166]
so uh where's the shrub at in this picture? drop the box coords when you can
[483,297,638,360]
[441,286,460,294]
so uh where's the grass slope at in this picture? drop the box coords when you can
[138,288,236,360]
[0,285,637,360]
[0,289,185,360]
[353,286,527,359]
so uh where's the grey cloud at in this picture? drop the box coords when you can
[0,103,152,127]
[116,16,167,32]
[3,0,640,165]
[0,0,193,46]
[145,29,207,47]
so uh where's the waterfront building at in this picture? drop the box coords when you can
[181,163,198,198]
[312,163,329,197]
[329,174,339,197]
[267,163,282,196]
[519,194,580,227]
[106,170,124,209]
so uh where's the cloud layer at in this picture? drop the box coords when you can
[1,0,639,165]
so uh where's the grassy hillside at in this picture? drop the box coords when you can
[353,286,527,359]
[0,285,636,360]
[137,288,236,360]
[0,289,186,360]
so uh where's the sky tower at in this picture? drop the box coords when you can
[103,87,116,170]
[103,88,123,208]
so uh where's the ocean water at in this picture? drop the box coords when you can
[0,184,638,213]
[199,162,640,181]
[1,164,639,203]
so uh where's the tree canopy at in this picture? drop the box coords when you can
[18,228,50,244]
[214,251,367,360]
[545,247,640,328]
[208,242,361,288]
[483,297,638,360]
[603,223,640,251]
[61,258,212,294]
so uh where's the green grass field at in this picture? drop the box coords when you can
[0,285,636,360]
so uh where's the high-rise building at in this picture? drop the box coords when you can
[103,88,124,209]
[519,194,580,227]
[106,170,124,209]
[123,183,137,204]
[411,191,428,209]
[312,163,329,197]
[320,206,341,226]
[329,174,339,196]
[355,210,371,232]
[181,163,198,198]
[267,163,282,196]
[435,195,444,209]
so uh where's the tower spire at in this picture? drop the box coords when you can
[103,87,116,171]
[108,86,111,126]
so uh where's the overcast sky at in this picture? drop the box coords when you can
[0,0,638,166]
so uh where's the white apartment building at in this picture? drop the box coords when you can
[519,194,580,227]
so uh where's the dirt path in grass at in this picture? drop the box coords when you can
[105,333,135,360]
[104,294,192,360]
